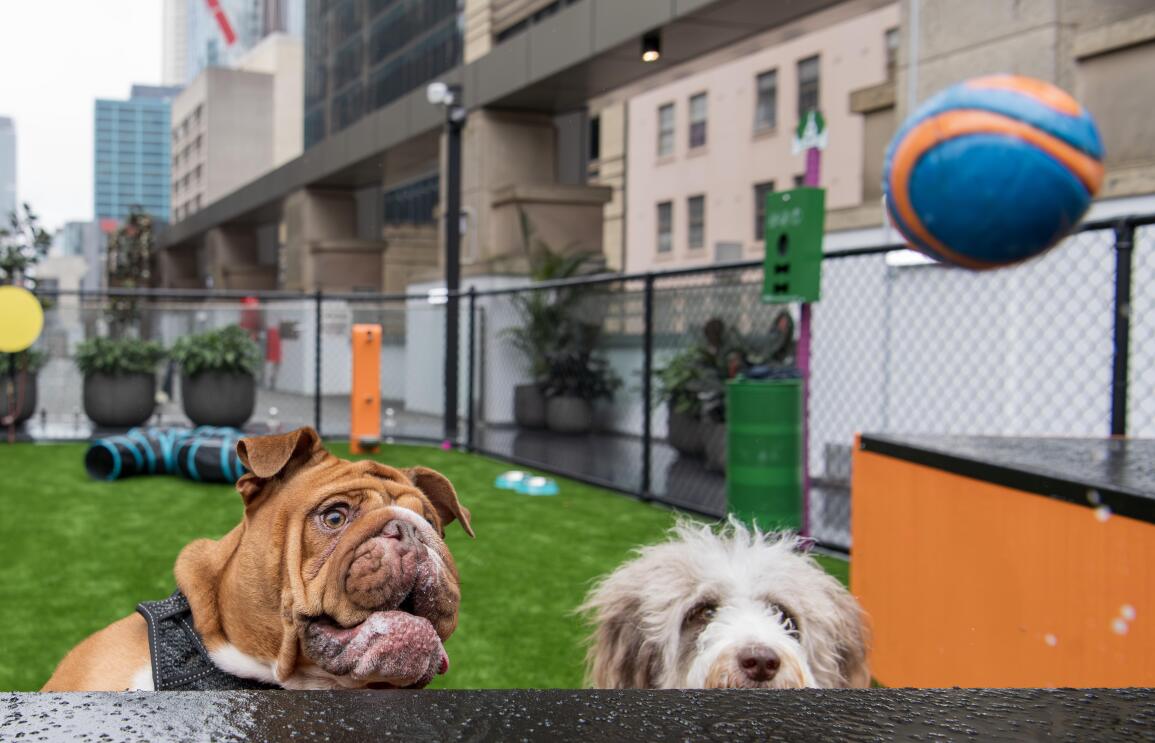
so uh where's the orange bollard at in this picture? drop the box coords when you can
[350,324,382,454]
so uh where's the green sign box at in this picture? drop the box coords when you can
[762,187,824,304]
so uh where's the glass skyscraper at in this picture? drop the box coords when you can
[185,0,305,84]
[304,0,461,149]
[93,85,182,225]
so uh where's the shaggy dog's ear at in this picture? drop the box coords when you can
[826,582,872,688]
[580,573,663,689]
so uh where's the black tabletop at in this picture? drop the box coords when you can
[3,689,1155,742]
[860,434,1155,524]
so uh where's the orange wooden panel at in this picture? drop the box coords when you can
[350,324,381,454]
[851,447,1155,688]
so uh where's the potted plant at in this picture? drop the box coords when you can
[170,324,261,428]
[505,214,598,429]
[541,321,621,435]
[542,349,620,435]
[75,337,166,428]
[697,312,797,472]
[655,347,708,457]
[0,349,46,426]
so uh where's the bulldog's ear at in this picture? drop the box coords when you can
[237,426,323,478]
[405,466,474,538]
[235,427,325,505]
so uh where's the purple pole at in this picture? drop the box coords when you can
[799,145,819,537]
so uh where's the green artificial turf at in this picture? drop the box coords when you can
[0,441,848,691]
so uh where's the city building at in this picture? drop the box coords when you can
[94,85,181,226]
[160,0,1155,293]
[53,221,103,291]
[608,4,899,272]
[185,0,304,85]
[303,0,460,148]
[171,33,303,225]
[162,0,189,86]
[0,116,15,222]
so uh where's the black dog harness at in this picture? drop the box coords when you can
[136,591,279,690]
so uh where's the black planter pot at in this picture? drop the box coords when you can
[0,370,37,425]
[514,384,547,429]
[667,405,704,457]
[703,419,727,473]
[84,372,156,428]
[181,371,256,428]
[546,396,593,435]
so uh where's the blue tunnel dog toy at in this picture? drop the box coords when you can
[85,426,247,483]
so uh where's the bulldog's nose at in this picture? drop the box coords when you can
[381,519,416,545]
[738,646,780,682]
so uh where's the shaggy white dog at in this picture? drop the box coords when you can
[581,520,870,689]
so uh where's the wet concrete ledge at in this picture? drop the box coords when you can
[4,688,1155,742]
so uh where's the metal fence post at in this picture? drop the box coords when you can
[641,274,655,499]
[1111,219,1136,436]
[466,287,477,451]
[314,289,323,435]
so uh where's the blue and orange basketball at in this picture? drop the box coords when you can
[883,74,1103,269]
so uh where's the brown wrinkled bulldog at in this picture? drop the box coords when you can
[42,427,473,691]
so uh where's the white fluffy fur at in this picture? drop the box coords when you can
[580,520,870,689]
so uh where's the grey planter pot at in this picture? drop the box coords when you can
[546,396,594,435]
[0,370,37,425]
[181,371,256,428]
[667,406,704,457]
[84,372,156,428]
[703,419,727,473]
[514,384,547,429]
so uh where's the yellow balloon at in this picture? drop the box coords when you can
[0,286,44,352]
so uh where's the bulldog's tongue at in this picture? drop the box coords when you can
[305,611,448,687]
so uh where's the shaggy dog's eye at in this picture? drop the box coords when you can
[684,602,717,626]
[320,505,349,529]
[770,604,800,638]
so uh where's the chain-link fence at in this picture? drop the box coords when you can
[11,214,1153,552]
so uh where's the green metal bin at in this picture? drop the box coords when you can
[726,378,803,530]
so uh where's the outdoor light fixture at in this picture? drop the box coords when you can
[642,30,661,62]
[426,79,467,442]
[426,81,453,106]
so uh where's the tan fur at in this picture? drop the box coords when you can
[41,614,151,691]
[42,427,471,691]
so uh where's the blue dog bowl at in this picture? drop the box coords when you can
[495,470,529,490]
[516,476,559,496]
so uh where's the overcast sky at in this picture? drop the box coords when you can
[0,1,163,232]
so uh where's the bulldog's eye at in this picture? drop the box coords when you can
[320,506,348,530]
[684,601,717,626]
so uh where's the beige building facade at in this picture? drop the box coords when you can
[170,34,302,224]
[612,2,899,272]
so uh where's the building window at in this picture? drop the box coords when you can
[687,195,705,250]
[755,70,777,131]
[794,174,806,188]
[689,93,707,149]
[588,115,600,162]
[657,103,674,157]
[383,174,439,226]
[797,55,820,118]
[885,28,899,81]
[657,201,673,254]
[754,181,775,239]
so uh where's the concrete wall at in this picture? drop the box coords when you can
[237,33,304,167]
[204,69,275,204]
[623,3,899,273]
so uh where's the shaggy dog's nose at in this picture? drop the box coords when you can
[381,519,416,545]
[738,647,781,682]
